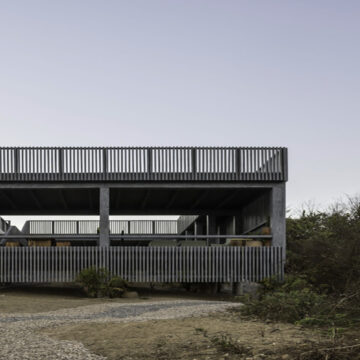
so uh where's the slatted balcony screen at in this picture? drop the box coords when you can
[0,246,284,283]
[0,147,287,182]
[26,220,179,235]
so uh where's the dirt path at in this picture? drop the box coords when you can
[0,288,329,360]
[0,300,239,360]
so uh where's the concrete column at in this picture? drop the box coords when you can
[216,224,221,244]
[270,183,286,257]
[194,220,198,239]
[99,187,110,247]
[206,215,216,245]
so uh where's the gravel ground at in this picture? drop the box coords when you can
[0,300,240,360]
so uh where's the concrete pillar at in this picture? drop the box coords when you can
[232,216,236,235]
[99,187,110,247]
[206,215,216,245]
[216,224,221,244]
[270,183,286,258]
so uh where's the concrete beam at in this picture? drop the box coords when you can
[0,208,243,216]
[99,187,110,247]
[0,182,278,189]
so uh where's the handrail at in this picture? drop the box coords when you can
[0,234,272,239]
[1,234,272,241]
[25,220,178,235]
[0,147,288,182]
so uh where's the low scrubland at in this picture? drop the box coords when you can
[237,197,360,359]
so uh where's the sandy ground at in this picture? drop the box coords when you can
[45,311,323,360]
[1,286,352,360]
[0,287,144,314]
[0,298,238,360]
[0,285,228,313]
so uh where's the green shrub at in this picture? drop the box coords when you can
[282,198,360,328]
[107,276,128,298]
[107,286,125,298]
[76,268,129,298]
[108,275,128,289]
[241,277,360,327]
[241,276,328,323]
[76,267,109,298]
[286,198,360,294]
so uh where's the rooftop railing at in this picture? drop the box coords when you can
[0,147,288,182]
[24,220,178,235]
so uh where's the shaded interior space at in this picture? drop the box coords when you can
[0,185,273,247]
[0,187,269,216]
[110,187,270,215]
[0,188,100,216]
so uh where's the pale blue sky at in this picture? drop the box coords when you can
[1,1,359,226]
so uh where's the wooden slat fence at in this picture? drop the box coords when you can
[0,246,284,283]
[0,147,288,182]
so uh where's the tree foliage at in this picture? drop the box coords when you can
[286,197,360,293]
[241,197,360,328]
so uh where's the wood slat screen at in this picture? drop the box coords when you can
[0,246,284,283]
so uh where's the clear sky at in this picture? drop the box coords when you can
[0,1,359,227]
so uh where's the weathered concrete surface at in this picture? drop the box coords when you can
[99,187,110,247]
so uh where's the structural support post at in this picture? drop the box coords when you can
[99,187,110,247]
[232,216,236,235]
[206,215,210,245]
[206,215,216,245]
[270,183,286,259]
